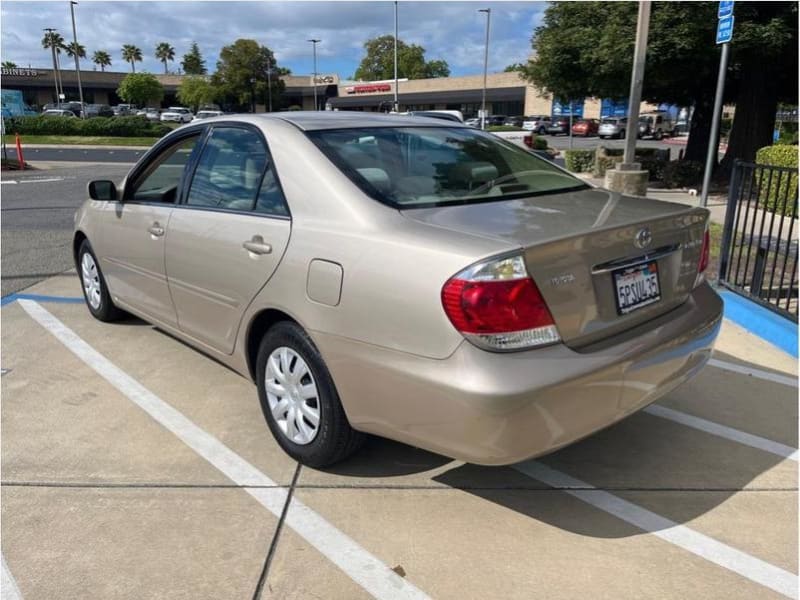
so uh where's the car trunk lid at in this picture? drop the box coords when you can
[401,187,708,348]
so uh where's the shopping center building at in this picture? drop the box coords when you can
[1,66,661,119]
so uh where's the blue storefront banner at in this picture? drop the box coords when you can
[600,99,629,118]
[551,98,584,118]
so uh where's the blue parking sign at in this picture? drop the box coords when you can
[718,0,734,18]
[716,15,734,44]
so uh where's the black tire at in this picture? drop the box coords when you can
[77,239,124,322]
[256,321,364,468]
[619,129,626,140]
[538,126,546,135]
[654,129,663,140]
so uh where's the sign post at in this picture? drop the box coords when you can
[700,0,734,207]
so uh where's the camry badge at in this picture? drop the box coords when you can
[634,228,653,249]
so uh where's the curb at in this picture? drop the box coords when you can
[719,290,798,357]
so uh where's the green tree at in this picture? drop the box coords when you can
[41,31,65,56]
[522,2,798,169]
[177,76,216,112]
[211,39,285,112]
[117,72,163,107]
[181,42,207,75]
[92,50,112,72]
[121,44,143,73]
[2,61,17,69]
[63,42,86,59]
[154,42,175,74]
[504,63,525,72]
[354,35,450,80]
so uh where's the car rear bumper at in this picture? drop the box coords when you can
[313,282,723,465]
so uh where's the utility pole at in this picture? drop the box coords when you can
[308,39,320,111]
[69,1,85,118]
[700,1,735,207]
[266,57,273,113]
[621,0,651,168]
[393,1,399,112]
[478,8,491,130]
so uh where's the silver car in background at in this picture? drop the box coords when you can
[74,112,721,468]
[599,117,628,139]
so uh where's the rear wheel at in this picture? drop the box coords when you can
[654,129,663,140]
[619,129,626,139]
[78,239,124,322]
[538,126,546,135]
[256,322,364,468]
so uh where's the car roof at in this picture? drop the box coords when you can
[252,111,468,131]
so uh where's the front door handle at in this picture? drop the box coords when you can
[148,222,165,237]
[243,236,272,255]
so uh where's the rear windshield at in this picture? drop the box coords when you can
[306,126,586,208]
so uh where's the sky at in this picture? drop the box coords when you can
[1,1,545,80]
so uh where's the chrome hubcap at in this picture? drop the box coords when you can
[265,347,320,445]
[81,252,102,310]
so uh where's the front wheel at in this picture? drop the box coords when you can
[78,239,124,322]
[619,129,626,139]
[256,322,365,468]
[654,129,663,140]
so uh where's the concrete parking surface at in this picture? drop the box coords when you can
[1,274,798,599]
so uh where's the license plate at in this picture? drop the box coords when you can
[613,261,661,315]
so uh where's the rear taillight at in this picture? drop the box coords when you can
[523,134,533,148]
[441,254,560,351]
[694,228,710,287]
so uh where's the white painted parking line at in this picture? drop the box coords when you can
[513,461,798,600]
[1,180,19,185]
[644,404,799,462]
[709,358,798,388]
[18,300,429,600]
[1,554,23,600]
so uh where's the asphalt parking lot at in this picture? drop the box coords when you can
[1,272,797,599]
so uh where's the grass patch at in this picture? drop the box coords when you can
[3,135,160,147]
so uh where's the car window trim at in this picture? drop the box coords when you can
[122,124,208,204]
[177,120,292,220]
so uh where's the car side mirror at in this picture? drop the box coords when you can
[88,180,117,201]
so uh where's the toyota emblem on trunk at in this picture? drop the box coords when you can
[634,228,653,249]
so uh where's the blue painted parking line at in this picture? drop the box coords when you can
[719,290,798,358]
[1,293,84,307]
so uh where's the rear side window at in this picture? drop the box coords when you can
[307,126,586,208]
[186,127,267,211]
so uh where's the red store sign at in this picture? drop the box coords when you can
[345,84,392,95]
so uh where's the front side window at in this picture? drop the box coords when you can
[186,127,267,211]
[129,135,201,203]
[307,126,586,208]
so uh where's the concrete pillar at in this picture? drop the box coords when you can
[604,168,648,197]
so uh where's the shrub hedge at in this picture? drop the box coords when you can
[532,136,548,150]
[563,149,595,173]
[5,115,170,138]
[661,160,704,189]
[755,144,798,216]
[592,146,669,180]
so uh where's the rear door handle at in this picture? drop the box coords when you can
[242,236,272,255]
[148,222,165,237]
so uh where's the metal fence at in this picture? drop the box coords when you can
[719,160,799,321]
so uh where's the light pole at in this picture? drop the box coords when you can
[393,1,399,112]
[266,58,273,113]
[308,38,320,111]
[478,8,491,130]
[69,1,85,118]
[621,1,651,168]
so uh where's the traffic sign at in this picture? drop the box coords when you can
[716,15,734,44]
[718,0,734,18]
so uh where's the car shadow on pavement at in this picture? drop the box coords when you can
[325,436,452,477]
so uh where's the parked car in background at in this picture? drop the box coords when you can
[571,118,600,137]
[74,112,720,468]
[405,110,464,123]
[113,104,134,116]
[42,109,77,118]
[160,107,193,123]
[137,108,162,122]
[84,104,114,118]
[547,117,571,135]
[504,116,525,128]
[522,115,551,134]
[598,117,628,139]
[464,117,480,128]
[192,110,225,121]
[44,101,84,117]
[484,115,507,127]
[637,111,675,140]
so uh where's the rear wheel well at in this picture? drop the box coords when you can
[246,309,298,381]
[73,231,87,266]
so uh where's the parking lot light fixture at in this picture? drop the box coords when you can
[308,39,321,111]
[69,1,85,118]
[621,1,651,169]
[479,8,491,130]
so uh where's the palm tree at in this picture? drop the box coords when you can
[42,31,65,54]
[63,42,86,59]
[1,61,17,69]
[92,50,112,72]
[154,42,175,74]
[121,44,142,73]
